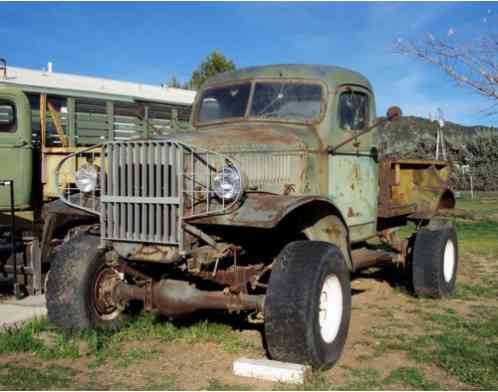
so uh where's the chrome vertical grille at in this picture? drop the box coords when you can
[101,141,183,245]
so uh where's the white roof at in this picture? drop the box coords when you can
[0,66,196,106]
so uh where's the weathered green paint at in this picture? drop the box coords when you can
[329,155,378,241]
[172,64,380,241]
[0,86,32,210]
[56,64,454,274]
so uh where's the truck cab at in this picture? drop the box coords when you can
[191,65,380,243]
[49,64,458,370]
[0,86,32,210]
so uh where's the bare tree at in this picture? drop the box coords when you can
[395,30,498,114]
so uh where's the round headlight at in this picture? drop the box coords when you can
[75,165,98,193]
[213,166,242,201]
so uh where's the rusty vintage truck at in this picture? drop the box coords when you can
[47,64,458,369]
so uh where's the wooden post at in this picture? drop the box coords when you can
[40,94,47,148]
[47,101,69,147]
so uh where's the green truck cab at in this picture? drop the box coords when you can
[48,65,458,369]
[0,86,32,209]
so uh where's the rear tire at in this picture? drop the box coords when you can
[412,224,458,298]
[264,240,351,369]
[46,232,127,332]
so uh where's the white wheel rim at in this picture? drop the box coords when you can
[443,240,455,283]
[318,274,343,344]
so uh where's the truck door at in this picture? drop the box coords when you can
[0,86,32,210]
[328,86,378,242]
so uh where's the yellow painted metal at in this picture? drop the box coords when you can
[43,147,103,199]
[378,159,451,219]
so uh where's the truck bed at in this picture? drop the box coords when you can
[377,158,454,220]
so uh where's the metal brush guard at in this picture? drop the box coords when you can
[55,140,242,251]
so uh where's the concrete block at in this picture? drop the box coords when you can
[233,357,311,384]
[4,294,46,307]
[0,304,46,329]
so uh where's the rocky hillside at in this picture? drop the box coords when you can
[377,116,498,191]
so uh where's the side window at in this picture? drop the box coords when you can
[0,100,16,133]
[339,91,368,131]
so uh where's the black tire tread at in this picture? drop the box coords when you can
[264,240,351,368]
[46,232,111,332]
[412,225,458,298]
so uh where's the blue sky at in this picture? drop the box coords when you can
[1,1,497,126]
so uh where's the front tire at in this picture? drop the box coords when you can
[46,232,127,332]
[412,223,458,298]
[264,240,351,369]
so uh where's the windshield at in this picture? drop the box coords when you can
[250,82,322,120]
[198,83,251,123]
[196,81,323,124]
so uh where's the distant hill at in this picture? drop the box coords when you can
[377,116,498,190]
[379,115,497,144]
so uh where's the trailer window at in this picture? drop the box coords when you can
[0,100,16,133]
[339,91,368,131]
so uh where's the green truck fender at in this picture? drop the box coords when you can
[187,192,353,269]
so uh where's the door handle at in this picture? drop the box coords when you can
[12,140,30,148]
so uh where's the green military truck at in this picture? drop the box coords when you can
[0,59,194,295]
[47,64,458,369]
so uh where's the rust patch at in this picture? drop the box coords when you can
[377,158,453,219]
[283,184,296,195]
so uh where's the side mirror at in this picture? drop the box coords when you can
[386,106,402,121]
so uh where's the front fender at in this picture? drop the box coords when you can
[186,192,345,229]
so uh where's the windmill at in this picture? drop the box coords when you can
[435,108,447,160]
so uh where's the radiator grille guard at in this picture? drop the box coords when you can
[56,140,242,249]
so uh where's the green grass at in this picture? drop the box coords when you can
[204,378,252,390]
[454,281,497,300]
[382,367,440,390]
[112,346,161,368]
[368,306,498,390]
[0,311,255,370]
[273,371,334,391]
[455,219,498,254]
[273,368,385,391]
[336,367,384,390]
[275,366,442,391]
[0,363,76,390]
[456,196,498,216]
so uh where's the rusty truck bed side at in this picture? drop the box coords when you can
[378,158,454,220]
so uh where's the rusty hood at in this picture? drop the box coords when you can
[156,123,323,154]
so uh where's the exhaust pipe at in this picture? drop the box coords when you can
[115,279,264,316]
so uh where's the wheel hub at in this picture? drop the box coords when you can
[443,240,455,283]
[93,267,122,320]
[319,274,343,344]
